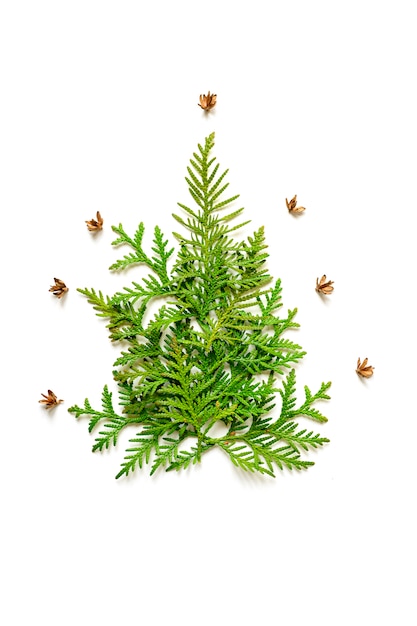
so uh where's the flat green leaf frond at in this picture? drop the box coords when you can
[221,440,313,477]
[165,443,209,472]
[69,385,136,452]
[115,423,189,479]
[115,427,162,479]
[111,279,170,307]
[77,287,114,319]
[110,223,150,271]
[150,434,206,475]
[109,223,174,285]
[279,369,297,414]
[92,416,131,452]
[280,374,331,424]
[70,133,331,478]
[271,422,330,452]
[151,226,175,284]
[258,279,283,316]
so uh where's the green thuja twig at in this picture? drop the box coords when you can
[69,133,331,479]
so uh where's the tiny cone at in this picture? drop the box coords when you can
[316,275,334,295]
[356,358,374,378]
[49,278,68,299]
[198,91,217,111]
[39,390,63,409]
[86,211,103,232]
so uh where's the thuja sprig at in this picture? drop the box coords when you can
[69,133,331,479]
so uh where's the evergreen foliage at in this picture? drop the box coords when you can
[69,133,330,478]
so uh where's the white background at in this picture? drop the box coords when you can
[1,1,416,624]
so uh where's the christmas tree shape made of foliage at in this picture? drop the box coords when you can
[69,133,331,478]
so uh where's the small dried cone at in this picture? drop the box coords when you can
[356,358,374,378]
[286,195,305,214]
[86,211,103,232]
[49,278,68,299]
[316,275,334,295]
[198,91,217,111]
[39,390,63,409]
